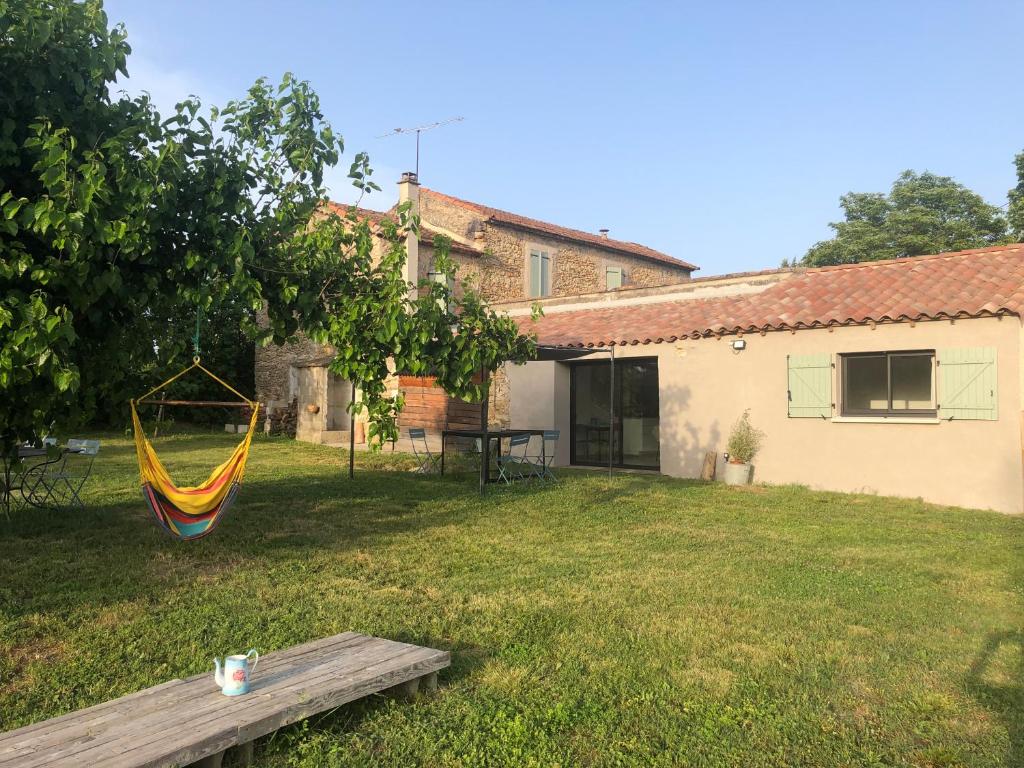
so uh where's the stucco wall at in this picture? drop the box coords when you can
[507,316,1024,514]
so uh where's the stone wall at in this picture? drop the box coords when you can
[480,225,689,301]
[420,191,693,303]
[253,310,333,408]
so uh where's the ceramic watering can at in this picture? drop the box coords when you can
[213,649,259,696]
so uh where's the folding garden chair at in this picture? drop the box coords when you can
[23,439,100,510]
[408,428,441,474]
[525,430,560,482]
[496,433,532,485]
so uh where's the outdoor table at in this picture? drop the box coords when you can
[0,445,80,515]
[440,428,547,488]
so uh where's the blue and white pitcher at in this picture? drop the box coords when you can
[213,649,259,696]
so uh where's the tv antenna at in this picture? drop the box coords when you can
[377,116,464,178]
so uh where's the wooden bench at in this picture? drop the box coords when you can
[0,632,449,767]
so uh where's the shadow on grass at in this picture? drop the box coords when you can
[0,454,665,626]
[967,629,1024,766]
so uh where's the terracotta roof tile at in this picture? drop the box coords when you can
[420,188,697,271]
[520,244,1024,347]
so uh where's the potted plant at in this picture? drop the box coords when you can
[723,410,764,486]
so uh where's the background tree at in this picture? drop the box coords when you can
[802,170,1010,266]
[1009,150,1024,241]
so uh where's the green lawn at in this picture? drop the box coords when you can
[1,432,1022,767]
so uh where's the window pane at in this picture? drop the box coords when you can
[572,364,611,464]
[891,354,933,410]
[845,355,887,411]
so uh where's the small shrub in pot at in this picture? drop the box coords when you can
[724,410,764,485]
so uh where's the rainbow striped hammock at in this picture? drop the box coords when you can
[130,359,260,541]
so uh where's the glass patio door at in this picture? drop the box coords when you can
[570,359,660,470]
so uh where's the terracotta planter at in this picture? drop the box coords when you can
[723,461,752,486]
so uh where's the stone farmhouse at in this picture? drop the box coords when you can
[254,172,696,444]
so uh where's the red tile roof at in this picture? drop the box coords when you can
[420,188,697,272]
[519,244,1024,347]
[324,201,482,256]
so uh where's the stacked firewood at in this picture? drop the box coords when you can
[267,397,298,438]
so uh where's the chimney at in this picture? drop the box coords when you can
[397,172,420,298]
[598,228,609,239]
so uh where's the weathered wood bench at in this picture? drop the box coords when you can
[0,632,449,768]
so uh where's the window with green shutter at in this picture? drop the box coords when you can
[937,347,997,420]
[787,354,833,418]
[606,266,623,290]
[529,249,551,298]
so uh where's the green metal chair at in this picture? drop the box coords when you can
[525,430,560,482]
[22,439,100,510]
[408,429,441,474]
[496,433,532,484]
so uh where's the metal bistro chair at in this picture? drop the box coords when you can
[496,433,533,485]
[23,439,100,510]
[408,428,441,474]
[525,430,560,482]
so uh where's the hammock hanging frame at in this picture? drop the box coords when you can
[131,357,260,541]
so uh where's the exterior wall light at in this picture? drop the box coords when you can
[731,339,746,351]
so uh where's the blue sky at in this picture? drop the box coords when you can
[105,0,1023,275]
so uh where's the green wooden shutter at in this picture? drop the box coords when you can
[529,252,541,297]
[787,354,833,418]
[938,347,997,420]
[540,252,551,296]
[606,266,622,290]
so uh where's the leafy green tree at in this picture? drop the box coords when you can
[1,0,535,455]
[309,206,535,450]
[1009,151,1024,241]
[802,170,1010,266]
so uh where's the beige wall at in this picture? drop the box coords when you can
[508,361,572,465]
[508,316,1024,514]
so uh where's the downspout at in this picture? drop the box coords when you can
[609,346,615,480]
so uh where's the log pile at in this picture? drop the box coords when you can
[267,397,298,438]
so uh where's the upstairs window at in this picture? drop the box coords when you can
[841,351,935,417]
[606,266,624,290]
[529,250,551,298]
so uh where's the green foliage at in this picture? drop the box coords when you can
[802,170,1010,266]
[1009,150,1024,241]
[726,409,764,464]
[2,432,1021,765]
[0,0,533,452]
[0,0,351,452]
[314,208,536,448]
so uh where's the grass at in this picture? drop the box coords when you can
[1,432,1023,767]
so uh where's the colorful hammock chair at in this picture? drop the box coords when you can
[130,358,260,541]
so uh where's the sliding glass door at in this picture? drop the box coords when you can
[570,359,660,470]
